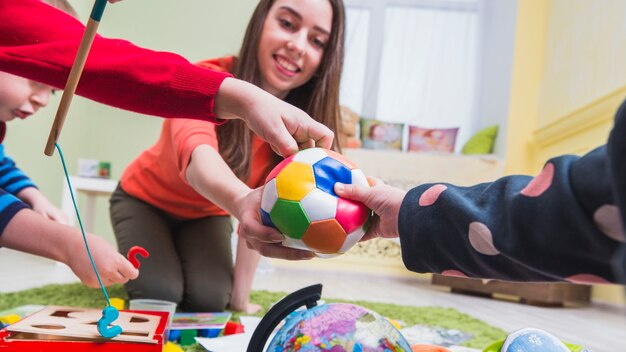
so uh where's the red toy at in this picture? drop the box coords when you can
[0,308,168,352]
[127,246,150,269]
[223,321,245,335]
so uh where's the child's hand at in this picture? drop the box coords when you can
[233,187,315,260]
[66,233,139,288]
[31,200,69,225]
[17,188,69,225]
[334,178,406,241]
[214,78,334,157]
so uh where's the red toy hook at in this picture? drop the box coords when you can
[127,246,149,269]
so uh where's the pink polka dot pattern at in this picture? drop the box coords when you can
[565,274,610,284]
[419,184,448,206]
[593,204,625,242]
[441,270,467,278]
[468,222,500,255]
[520,163,554,197]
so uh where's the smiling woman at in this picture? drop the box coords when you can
[109,0,347,316]
[256,0,333,99]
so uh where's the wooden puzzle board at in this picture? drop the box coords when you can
[7,306,160,344]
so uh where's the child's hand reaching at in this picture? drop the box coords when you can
[0,209,138,288]
[334,178,407,241]
[65,232,139,288]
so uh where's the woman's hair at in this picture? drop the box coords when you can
[42,0,79,19]
[217,0,346,180]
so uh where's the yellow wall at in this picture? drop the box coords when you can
[507,0,626,305]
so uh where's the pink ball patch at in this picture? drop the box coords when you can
[593,204,625,242]
[441,270,467,278]
[335,197,370,234]
[419,184,448,206]
[520,163,554,197]
[565,274,610,284]
[468,222,500,256]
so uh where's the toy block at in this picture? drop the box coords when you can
[224,321,245,335]
[168,329,181,342]
[0,315,20,325]
[198,328,220,338]
[109,298,125,310]
[179,329,197,346]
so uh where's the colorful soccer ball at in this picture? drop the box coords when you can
[260,148,371,257]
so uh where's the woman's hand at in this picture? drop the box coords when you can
[232,187,315,260]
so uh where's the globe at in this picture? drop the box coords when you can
[266,303,412,351]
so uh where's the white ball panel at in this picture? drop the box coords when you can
[351,169,369,188]
[261,179,278,212]
[300,188,337,221]
[339,227,365,253]
[293,148,328,165]
[282,236,309,251]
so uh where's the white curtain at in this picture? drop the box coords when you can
[376,6,479,151]
[340,7,370,116]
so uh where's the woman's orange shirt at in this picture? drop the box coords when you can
[120,57,275,219]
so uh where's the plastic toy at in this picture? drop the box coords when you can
[109,297,125,310]
[163,341,184,352]
[168,329,181,342]
[261,148,371,256]
[127,246,150,269]
[179,329,198,346]
[0,315,20,326]
[247,284,412,351]
[224,321,245,335]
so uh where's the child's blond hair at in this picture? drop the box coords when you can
[42,0,79,19]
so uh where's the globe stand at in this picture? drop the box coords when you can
[247,284,322,352]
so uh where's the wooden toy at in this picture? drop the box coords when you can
[0,306,168,351]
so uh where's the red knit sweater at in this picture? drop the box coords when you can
[0,0,231,122]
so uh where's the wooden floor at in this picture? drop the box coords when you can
[1,248,624,352]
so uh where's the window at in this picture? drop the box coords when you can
[341,0,517,154]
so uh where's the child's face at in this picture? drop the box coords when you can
[257,0,332,99]
[0,72,54,123]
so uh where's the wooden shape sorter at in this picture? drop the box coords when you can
[0,306,169,351]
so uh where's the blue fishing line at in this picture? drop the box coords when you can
[55,143,112,306]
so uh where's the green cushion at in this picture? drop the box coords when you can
[462,125,499,155]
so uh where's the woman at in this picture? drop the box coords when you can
[110,0,346,313]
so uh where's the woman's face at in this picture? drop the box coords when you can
[257,0,333,99]
[0,72,53,123]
